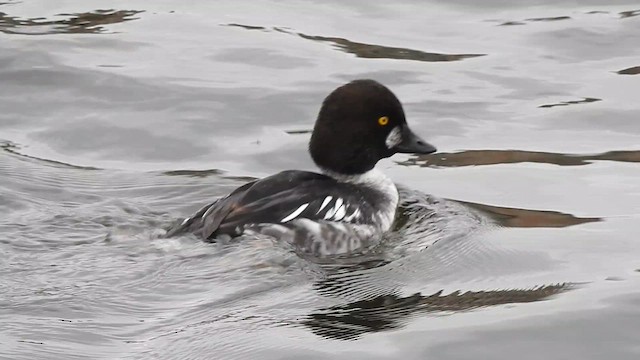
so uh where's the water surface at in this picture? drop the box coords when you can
[1,1,640,359]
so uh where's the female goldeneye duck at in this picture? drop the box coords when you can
[166,79,436,256]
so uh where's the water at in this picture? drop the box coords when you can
[1,1,640,359]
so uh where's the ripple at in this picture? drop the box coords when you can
[212,48,314,69]
[1,141,101,171]
[161,169,225,178]
[0,9,143,35]
[2,1,639,358]
[0,149,581,359]
[400,149,640,168]
[223,23,486,63]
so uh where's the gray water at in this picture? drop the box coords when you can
[1,1,640,359]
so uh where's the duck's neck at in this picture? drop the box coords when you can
[321,167,400,230]
[321,167,389,185]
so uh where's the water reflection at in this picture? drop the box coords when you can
[294,32,485,62]
[225,23,268,31]
[526,16,571,22]
[162,169,257,182]
[162,169,225,178]
[0,9,143,35]
[498,15,571,26]
[459,201,600,228]
[304,284,570,340]
[285,129,312,135]
[494,10,640,26]
[224,23,485,62]
[617,66,640,75]
[400,149,640,168]
[620,9,640,19]
[1,140,101,170]
[539,97,601,108]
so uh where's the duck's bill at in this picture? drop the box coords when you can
[394,126,437,154]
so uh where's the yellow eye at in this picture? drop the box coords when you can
[378,116,389,126]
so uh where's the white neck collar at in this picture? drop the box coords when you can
[320,167,385,184]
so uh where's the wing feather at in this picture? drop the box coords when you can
[166,171,379,240]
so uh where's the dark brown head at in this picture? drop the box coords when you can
[309,79,436,175]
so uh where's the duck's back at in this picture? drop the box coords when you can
[166,170,391,254]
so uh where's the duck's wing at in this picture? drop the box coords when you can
[166,170,373,240]
[164,179,256,239]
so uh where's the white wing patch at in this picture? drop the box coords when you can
[281,203,309,223]
[335,197,343,210]
[333,203,347,221]
[344,208,360,222]
[318,197,360,223]
[323,197,342,220]
[323,204,337,220]
[317,196,333,214]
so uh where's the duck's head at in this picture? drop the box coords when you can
[309,79,436,175]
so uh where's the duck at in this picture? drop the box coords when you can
[166,79,436,256]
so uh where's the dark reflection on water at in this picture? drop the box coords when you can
[224,23,485,63]
[539,97,601,108]
[285,129,312,135]
[459,201,600,228]
[299,187,577,341]
[0,9,143,35]
[620,9,640,18]
[163,169,225,178]
[526,16,571,22]
[162,169,257,182]
[617,66,640,75]
[226,23,268,31]
[1,141,101,170]
[294,32,485,62]
[400,149,640,168]
[495,10,640,26]
[498,15,571,26]
[305,284,570,340]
